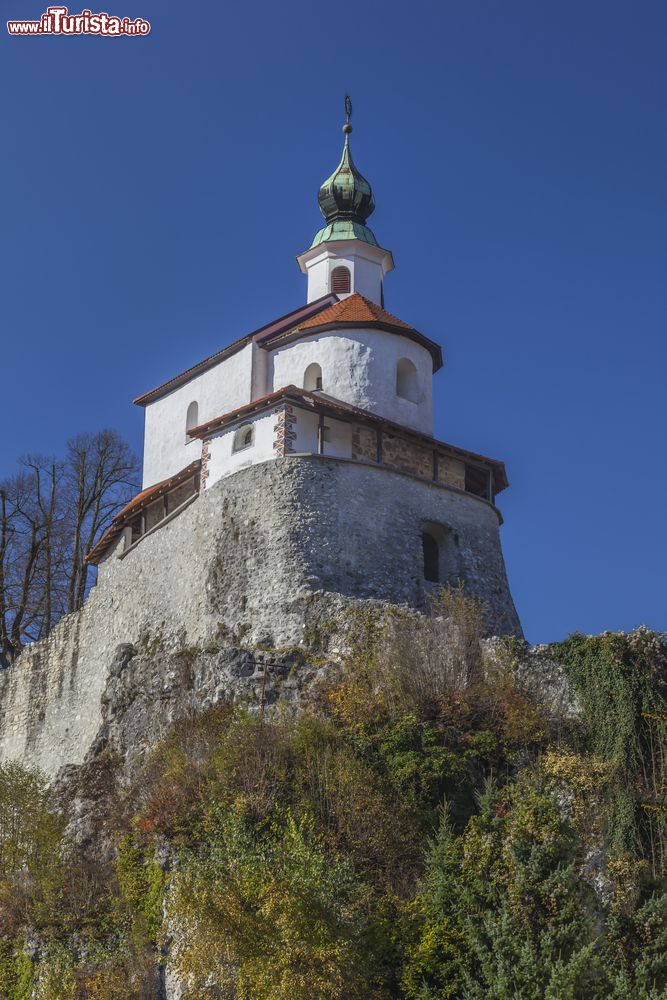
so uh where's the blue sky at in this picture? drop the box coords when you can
[1,0,665,642]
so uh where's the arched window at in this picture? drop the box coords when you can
[232,423,254,453]
[185,401,199,441]
[422,531,440,583]
[303,363,323,391]
[396,358,419,402]
[331,265,351,294]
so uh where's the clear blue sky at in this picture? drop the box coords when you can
[2,0,665,642]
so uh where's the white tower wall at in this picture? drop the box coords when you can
[141,342,255,488]
[269,327,433,435]
[297,240,394,306]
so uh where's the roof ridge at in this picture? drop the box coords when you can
[293,292,416,334]
[133,294,337,407]
[353,293,412,328]
[258,294,443,371]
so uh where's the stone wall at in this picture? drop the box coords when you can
[349,424,471,494]
[437,453,466,491]
[351,423,377,461]
[383,432,433,478]
[0,456,520,777]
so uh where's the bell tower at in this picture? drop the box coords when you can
[296,97,394,305]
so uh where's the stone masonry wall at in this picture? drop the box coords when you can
[0,456,520,777]
[350,424,469,493]
[437,453,466,491]
[351,423,377,461]
[383,432,433,478]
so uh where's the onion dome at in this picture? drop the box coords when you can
[310,99,380,249]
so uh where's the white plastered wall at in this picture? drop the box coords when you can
[305,250,383,303]
[298,241,393,305]
[250,341,269,400]
[294,411,353,459]
[205,411,275,488]
[268,328,434,436]
[205,407,354,489]
[141,343,255,488]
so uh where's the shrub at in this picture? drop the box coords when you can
[373,588,486,720]
[1,618,663,995]
[115,836,165,942]
[0,762,68,939]
[554,629,667,873]
[166,811,383,1000]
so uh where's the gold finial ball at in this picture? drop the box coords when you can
[342,123,353,134]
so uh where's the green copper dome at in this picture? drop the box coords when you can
[310,121,380,250]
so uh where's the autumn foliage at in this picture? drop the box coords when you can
[0,592,664,997]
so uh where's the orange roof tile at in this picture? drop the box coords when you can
[298,294,415,332]
[272,293,443,371]
[188,387,508,494]
[86,460,201,565]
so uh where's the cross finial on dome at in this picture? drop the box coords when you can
[343,94,353,134]
[310,97,377,248]
[297,99,395,301]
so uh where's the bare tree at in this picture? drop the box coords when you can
[64,431,138,614]
[0,471,47,665]
[21,456,68,636]
[0,430,138,668]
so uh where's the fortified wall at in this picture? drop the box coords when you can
[0,456,520,777]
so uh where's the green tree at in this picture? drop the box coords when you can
[403,777,618,999]
[0,761,68,937]
[167,810,382,1000]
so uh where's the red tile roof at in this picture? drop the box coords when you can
[269,294,443,371]
[299,294,415,332]
[188,387,300,438]
[133,293,443,406]
[188,387,508,493]
[85,460,201,565]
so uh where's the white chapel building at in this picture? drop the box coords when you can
[87,108,519,635]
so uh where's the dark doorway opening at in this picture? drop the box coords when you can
[422,531,440,583]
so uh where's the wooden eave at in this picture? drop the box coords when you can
[188,387,508,493]
[268,319,444,372]
[85,460,201,564]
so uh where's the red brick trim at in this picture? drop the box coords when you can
[273,404,297,457]
[201,440,211,487]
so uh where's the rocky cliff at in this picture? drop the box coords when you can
[0,457,520,779]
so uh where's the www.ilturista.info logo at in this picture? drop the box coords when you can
[7,6,150,35]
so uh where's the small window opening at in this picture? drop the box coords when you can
[233,423,254,453]
[304,362,323,391]
[422,532,440,583]
[396,358,419,402]
[185,401,199,441]
[331,265,351,294]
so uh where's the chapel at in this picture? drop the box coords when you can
[86,104,519,635]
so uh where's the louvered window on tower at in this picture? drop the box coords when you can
[331,266,351,294]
